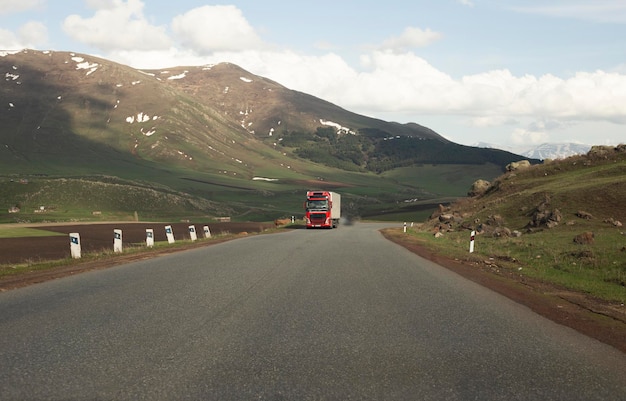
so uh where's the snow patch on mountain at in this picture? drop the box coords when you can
[319,119,355,135]
[71,56,98,75]
[521,143,592,160]
[474,142,591,160]
[167,71,188,80]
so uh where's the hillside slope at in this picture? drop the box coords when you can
[1,49,529,222]
[419,145,626,303]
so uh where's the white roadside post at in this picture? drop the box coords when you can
[113,229,123,253]
[469,230,476,253]
[403,222,407,233]
[69,233,81,259]
[165,225,175,244]
[203,225,211,238]
[146,228,154,247]
[189,225,197,241]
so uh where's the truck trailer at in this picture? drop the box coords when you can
[304,191,341,229]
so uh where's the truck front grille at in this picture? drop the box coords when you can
[310,213,326,223]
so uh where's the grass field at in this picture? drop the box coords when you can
[0,159,505,224]
[0,227,65,238]
[400,227,626,303]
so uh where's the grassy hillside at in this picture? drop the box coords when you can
[0,49,528,222]
[399,145,626,303]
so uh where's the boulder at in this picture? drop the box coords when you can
[576,210,593,220]
[493,227,512,238]
[528,208,561,229]
[468,179,491,197]
[438,214,454,223]
[506,160,531,172]
[274,218,291,226]
[486,214,505,227]
[604,218,623,227]
[573,232,595,245]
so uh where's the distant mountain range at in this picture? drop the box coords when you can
[475,142,592,161]
[521,143,592,160]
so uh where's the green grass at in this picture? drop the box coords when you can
[382,163,504,197]
[395,227,626,303]
[0,227,65,238]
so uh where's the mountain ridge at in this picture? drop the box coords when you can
[0,49,530,221]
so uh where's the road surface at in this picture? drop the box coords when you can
[1,222,625,400]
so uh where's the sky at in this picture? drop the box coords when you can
[1,0,625,151]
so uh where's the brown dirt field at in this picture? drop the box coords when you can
[1,222,624,355]
[0,221,274,266]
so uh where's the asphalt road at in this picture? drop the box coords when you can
[1,222,625,400]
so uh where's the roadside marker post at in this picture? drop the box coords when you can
[165,225,175,244]
[203,225,211,238]
[403,222,407,233]
[146,229,154,247]
[69,233,81,259]
[114,229,123,253]
[469,230,476,253]
[189,225,197,241]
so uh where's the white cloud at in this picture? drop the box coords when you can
[378,27,442,52]
[457,0,475,7]
[62,0,171,51]
[0,29,22,49]
[171,5,265,54]
[0,0,44,15]
[470,116,519,128]
[51,2,626,134]
[112,44,626,134]
[510,127,550,146]
[85,0,121,8]
[0,21,47,49]
[18,21,47,46]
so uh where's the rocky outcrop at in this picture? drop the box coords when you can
[528,208,562,229]
[587,144,626,158]
[527,195,562,229]
[506,160,531,172]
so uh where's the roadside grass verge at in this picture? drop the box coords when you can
[384,226,626,304]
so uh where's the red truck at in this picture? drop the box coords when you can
[304,191,341,229]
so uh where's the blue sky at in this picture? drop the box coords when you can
[1,0,625,151]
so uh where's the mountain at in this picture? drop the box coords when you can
[475,142,592,161]
[0,49,530,222]
[521,143,592,160]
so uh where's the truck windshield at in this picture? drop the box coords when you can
[306,200,329,210]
